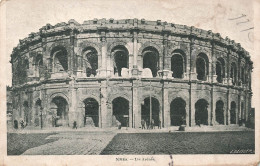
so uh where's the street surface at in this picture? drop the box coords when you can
[7,129,254,155]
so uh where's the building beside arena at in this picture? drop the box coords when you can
[8,19,253,129]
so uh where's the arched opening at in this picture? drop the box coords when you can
[195,99,209,125]
[241,102,245,120]
[230,62,237,85]
[143,47,159,77]
[50,96,69,127]
[83,47,98,77]
[112,46,129,77]
[141,97,160,126]
[171,50,185,78]
[35,54,43,77]
[215,100,224,124]
[196,53,209,81]
[112,97,129,127]
[84,98,99,127]
[216,58,225,83]
[170,98,186,126]
[23,101,29,125]
[230,101,236,124]
[34,99,42,127]
[241,67,245,84]
[51,46,68,73]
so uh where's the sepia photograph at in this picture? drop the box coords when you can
[0,0,259,165]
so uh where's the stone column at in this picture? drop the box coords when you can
[132,79,140,128]
[68,77,78,127]
[189,37,197,80]
[131,27,139,76]
[163,82,170,128]
[129,98,133,128]
[190,85,196,126]
[226,90,230,125]
[100,31,107,77]
[100,80,108,127]
[211,87,216,125]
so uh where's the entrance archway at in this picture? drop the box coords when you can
[34,99,42,126]
[23,101,29,125]
[51,96,69,127]
[112,46,129,77]
[141,97,160,126]
[195,99,209,125]
[170,98,186,126]
[84,98,99,127]
[230,101,236,124]
[112,97,129,127]
[142,47,159,77]
[215,100,224,124]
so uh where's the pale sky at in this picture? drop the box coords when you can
[2,0,256,105]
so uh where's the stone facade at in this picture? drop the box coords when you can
[8,19,253,128]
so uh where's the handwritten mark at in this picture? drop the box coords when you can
[168,154,174,166]
[248,32,254,42]
[241,27,254,32]
[228,14,246,20]
[236,19,250,25]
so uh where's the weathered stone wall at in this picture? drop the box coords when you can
[9,19,253,129]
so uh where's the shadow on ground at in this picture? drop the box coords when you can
[101,131,255,155]
[7,133,58,155]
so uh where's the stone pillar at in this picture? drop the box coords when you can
[131,26,139,76]
[211,87,216,125]
[100,80,108,127]
[190,86,196,126]
[237,94,241,123]
[163,82,170,128]
[132,79,140,128]
[100,31,107,77]
[226,90,230,125]
[129,98,133,128]
[190,38,197,80]
[68,78,78,127]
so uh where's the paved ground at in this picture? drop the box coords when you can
[7,127,255,155]
[100,131,255,154]
[22,131,116,155]
[7,133,58,155]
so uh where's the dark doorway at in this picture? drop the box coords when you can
[143,47,159,77]
[230,101,236,124]
[112,97,129,127]
[51,96,69,127]
[170,98,186,126]
[215,100,224,124]
[231,63,237,85]
[141,97,160,126]
[113,46,129,76]
[83,47,98,77]
[195,99,208,125]
[84,98,99,127]
[23,101,29,125]
[35,99,42,127]
[171,54,184,78]
[51,46,68,72]
[196,53,208,81]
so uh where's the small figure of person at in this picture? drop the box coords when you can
[117,121,121,129]
[73,121,77,129]
[197,119,201,127]
[158,119,161,129]
[141,119,145,129]
[151,119,154,129]
[146,119,150,130]
[20,120,25,129]
[14,120,18,129]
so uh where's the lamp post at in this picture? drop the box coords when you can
[40,106,43,129]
